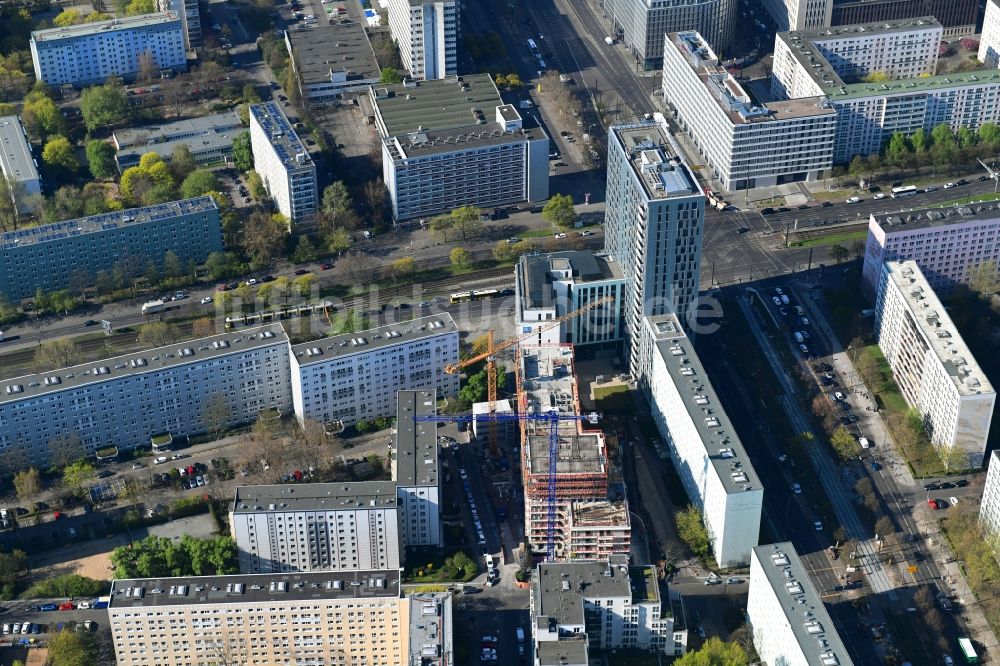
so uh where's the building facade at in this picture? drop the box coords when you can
[386,0,457,80]
[371,75,549,221]
[861,207,1000,300]
[393,389,443,547]
[748,543,855,666]
[830,0,977,37]
[289,314,460,428]
[604,121,704,376]
[114,111,243,170]
[0,325,291,469]
[984,0,1000,70]
[514,251,626,348]
[30,13,186,86]
[0,196,222,302]
[248,102,317,224]
[531,556,687,659]
[874,261,996,468]
[285,24,382,104]
[760,0,831,32]
[156,0,201,48]
[231,482,402,574]
[108,571,417,666]
[980,451,1000,544]
[0,116,41,214]
[661,32,836,192]
[603,0,736,69]
[637,314,762,568]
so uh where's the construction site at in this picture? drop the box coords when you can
[516,344,631,560]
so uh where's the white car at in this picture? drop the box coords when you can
[846,196,861,204]
[791,483,802,494]
[949,496,959,506]
[873,192,886,199]
[200,296,213,305]
[944,182,956,189]
[777,454,788,463]
[154,456,168,464]
[833,392,845,401]
[799,343,809,354]
[246,278,258,286]
[77,602,91,609]
[814,520,823,531]
[132,462,144,470]
[554,232,567,239]
[772,296,782,306]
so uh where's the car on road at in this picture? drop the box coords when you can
[200,296,213,305]
[873,193,886,200]
[799,343,809,354]
[846,196,861,204]
[481,635,498,643]
[506,237,520,244]
[937,481,955,489]
[923,482,939,491]
[173,291,188,300]
[944,182,956,189]
[870,461,881,471]
[949,497,959,506]
[58,603,74,611]
[833,391,845,401]
[97,469,114,478]
[926,186,938,192]
[319,263,333,270]
[955,479,968,487]
[246,278,258,286]
[578,230,592,236]
[554,232,567,239]
[154,456,168,464]
[772,296,782,306]
[821,201,834,207]
[83,319,99,327]
[38,604,57,612]
[294,269,310,275]
[791,482,801,494]
[761,207,774,214]
[703,576,721,585]
[726,577,743,584]
[132,462,144,470]
[798,204,810,210]
[957,179,969,185]
[777,454,788,463]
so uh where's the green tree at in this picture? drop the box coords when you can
[379,67,402,83]
[232,131,253,171]
[35,337,79,369]
[966,260,999,298]
[829,426,859,462]
[80,83,129,131]
[42,135,78,171]
[240,209,287,267]
[293,273,316,298]
[978,122,1000,146]
[180,169,221,199]
[291,235,318,263]
[124,0,155,14]
[930,123,955,148]
[450,246,472,269]
[957,126,977,149]
[674,637,748,666]
[168,143,197,183]
[542,193,576,228]
[675,505,710,560]
[390,256,416,280]
[61,460,95,496]
[246,170,267,200]
[449,205,484,240]
[85,139,117,179]
[910,128,928,154]
[884,132,910,166]
[322,181,352,217]
[862,71,890,83]
[53,8,83,25]
[139,321,177,347]
[430,215,454,242]
[326,227,352,255]
[47,629,96,666]
[163,249,184,279]
[21,92,66,141]
[13,467,41,501]
[830,243,849,263]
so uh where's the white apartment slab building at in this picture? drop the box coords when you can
[392,389,443,547]
[861,205,1000,300]
[637,313,762,568]
[980,451,1000,544]
[604,121,704,376]
[231,481,402,574]
[371,74,549,221]
[981,0,1000,70]
[0,116,41,214]
[289,314,459,428]
[514,251,626,349]
[661,31,836,191]
[771,17,1000,164]
[30,13,186,86]
[874,261,996,468]
[248,101,317,224]
[156,0,201,49]
[108,570,447,666]
[603,0,736,69]
[386,0,457,80]
[760,0,831,31]
[0,325,291,469]
[531,555,687,661]
[748,543,855,666]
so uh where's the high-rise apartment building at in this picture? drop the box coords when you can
[392,389,443,547]
[661,32,836,192]
[760,0,831,31]
[0,116,41,214]
[861,206,1000,300]
[386,0,457,80]
[156,0,201,48]
[748,543,855,666]
[603,0,736,69]
[980,451,1000,541]
[0,196,222,302]
[30,13,186,86]
[874,261,995,468]
[636,313,762,568]
[231,481,402,573]
[604,121,704,376]
[514,251,626,348]
[0,325,291,469]
[983,0,1000,70]
[370,74,549,221]
[248,102,317,224]
[288,314,460,428]
[531,555,687,660]
[830,0,977,38]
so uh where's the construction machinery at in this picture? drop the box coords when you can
[443,295,614,455]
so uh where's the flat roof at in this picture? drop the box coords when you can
[114,111,242,149]
[518,251,624,310]
[644,313,761,494]
[610,122,701,200]
[752,542,854,666]
[0,116,38,185]
[389,121,547,159]
[32,11,180,41]
[116,131,238,167]
[0,196,217,251]
[519,345,607,476]
[535,556,633,626]
[290,313,457,366]
[570,500,629,528]
[372,74,504,136]
[536,639,588,666]
[407,593,452,666]
[0,323,286,402]
[872,204,1000,234]
[232,480,398,514]
[109,569,400,609]
[249,101,313,169]
[287,22,381,85]
[393,389,438,487]
[883,261,994,397]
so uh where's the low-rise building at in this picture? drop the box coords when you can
[514,251,626,348]
[874,261,996,468]
[0,196,222,302]
[371,74,549,221]
[288,314,459,428]
[114,111,243,170]
[661,31,836,192]
[531,555,687,659]
[980,451,1000,543]
[637,313,762,568]
[30,13,186,86]
[248,101,317,224]
[0,116,41,214]
[748,543,854,666]
[861,206,1000,300]
[284,23,382,104]
[0,325,291,469]
[386,0,458,80]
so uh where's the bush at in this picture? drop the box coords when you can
[22,574,108,600]
[170,496,210,518]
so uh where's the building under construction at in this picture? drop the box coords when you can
[517,344,630,559]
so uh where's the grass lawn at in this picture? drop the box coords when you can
[593,384,633,413]
[789,229,868,248]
